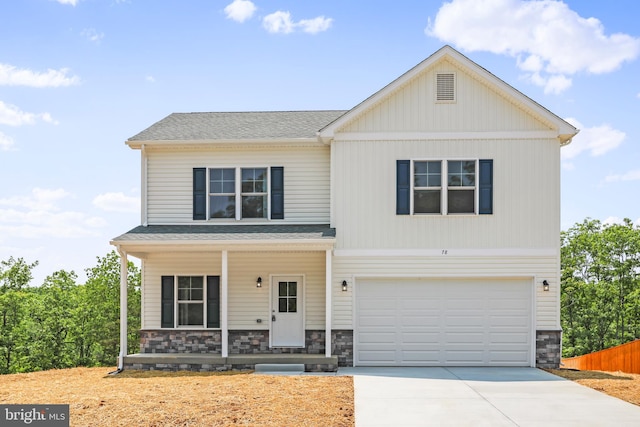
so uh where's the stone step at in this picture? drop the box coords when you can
[254,363,305,373]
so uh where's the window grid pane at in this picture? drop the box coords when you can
[209,168,235,194]
[448,161,475,187]
[241,168,266,194]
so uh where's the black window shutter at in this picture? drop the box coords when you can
[396,160,410,215]
[479,159,493,215]
[270,166,284,220]
[193,168,206,220]
[161,276,175,328]
[206,276,220,328]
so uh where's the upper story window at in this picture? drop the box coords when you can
[396,159,492,216]
[241,168,267,219]
[413,160,476,215]
[202,167,273,220]
[209,168,236,218]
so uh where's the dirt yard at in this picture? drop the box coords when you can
[547,369,640,406]
[0,367,354,426]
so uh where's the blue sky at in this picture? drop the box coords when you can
[1,0,639,285]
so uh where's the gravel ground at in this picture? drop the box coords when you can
[547,368,640,406]
[0,367,354,426]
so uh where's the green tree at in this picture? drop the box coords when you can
[19,271,78,371]
[81,251,141,366]
[0,257,38,373]
[561,218,640,357]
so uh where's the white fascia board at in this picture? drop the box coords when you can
[109,238,336,252]
[332,130,560,142]
[125,138,320,149]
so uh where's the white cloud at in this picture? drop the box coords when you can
[93,192,139,213]
[0,101,58,127]
[0,131,15,151]
[426,0,640,94]
[81,28,104,44]
[224,0,256,23]
[603,169,640,184]
[0,63,80,87]
[263,11,295,34]
[145,75,156,83]
[561,118,625,161]
[56,0,78,5]
[263,11,333,35]
[0,188,106,239]
[298,16,333,34]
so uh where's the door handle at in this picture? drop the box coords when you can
[272,315,276,321]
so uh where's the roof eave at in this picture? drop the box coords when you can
[126,137,321,149]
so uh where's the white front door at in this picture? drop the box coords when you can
[271,275,304,347]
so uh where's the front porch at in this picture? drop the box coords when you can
[123,353,339,372]
[111,224,347,373]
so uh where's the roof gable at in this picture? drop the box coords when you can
[319,45,577,143]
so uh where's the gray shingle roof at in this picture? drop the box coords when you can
[112,224,336,242]
[128,111,348,142]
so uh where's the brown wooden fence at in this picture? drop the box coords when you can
[562,339,640,374]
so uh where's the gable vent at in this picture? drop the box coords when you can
[436,73,455,102]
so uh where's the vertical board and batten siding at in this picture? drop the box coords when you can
[340,60,552,133]
[145,146,330,224]
[332,255,559,330]
[333,138,560,250]
[142,251,326,330]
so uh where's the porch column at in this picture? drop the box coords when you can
[221,250,229,357]
[117,249,128,370]
[325,249,332,358]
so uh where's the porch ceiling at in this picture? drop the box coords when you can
[110,224,336,258]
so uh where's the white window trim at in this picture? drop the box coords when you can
[175,275,207,329]
[207,166,271,221]
[411,158,478,216]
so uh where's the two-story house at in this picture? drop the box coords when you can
[111,45,577,372]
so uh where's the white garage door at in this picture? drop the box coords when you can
[355,278,532,366]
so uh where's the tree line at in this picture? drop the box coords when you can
[561,218,640,357]
[0,251,140,374]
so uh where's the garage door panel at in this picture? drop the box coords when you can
[356,278,532,366]
[400,351,440,363]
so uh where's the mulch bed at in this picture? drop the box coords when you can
[0,367,354,426]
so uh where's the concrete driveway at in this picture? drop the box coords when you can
[339,367,640,426]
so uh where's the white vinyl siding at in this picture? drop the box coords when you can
[332,138,560,250]
[332,255,559,330]
[142,251,326,330]
[338,60,552,133]
[145,146,329,224]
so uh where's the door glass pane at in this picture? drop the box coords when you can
[288,282,297,296]
[279,297,287,312]
[279,282,287,297]
[288,298,297,313]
